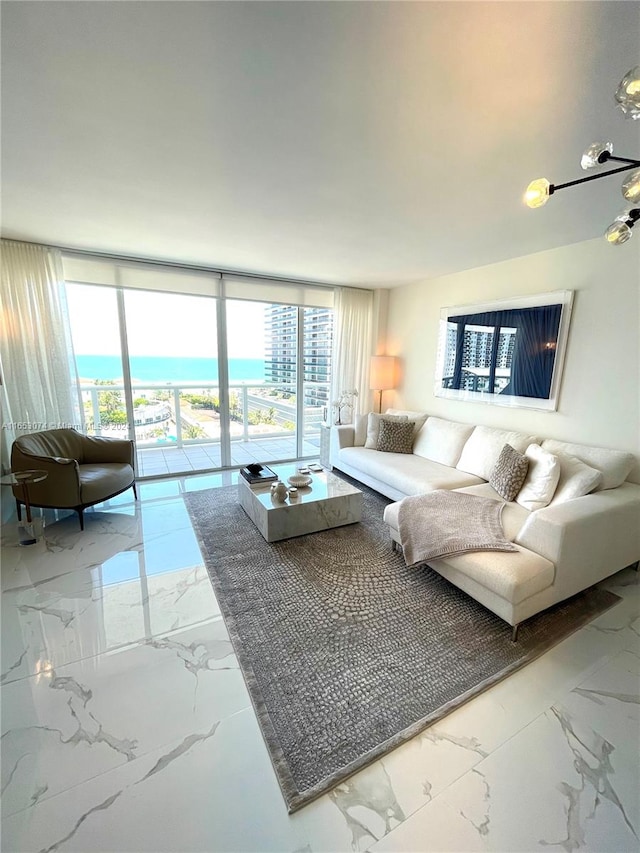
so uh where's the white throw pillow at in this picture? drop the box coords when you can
[413,417,475,467]
[549,454,602,505]
[456,426,539,481]
[541,439,634,491]
[364,413,407,449]
[386,408,429,419]
[516,444,561,511]
[354,413,368,447]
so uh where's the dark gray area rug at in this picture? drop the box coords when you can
[184,479,620,813]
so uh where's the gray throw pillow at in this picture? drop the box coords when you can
[377,419,415,454]
[489,443,529,501]
[364,413,407,449]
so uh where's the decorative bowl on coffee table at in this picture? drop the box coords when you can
[288,474,312,487]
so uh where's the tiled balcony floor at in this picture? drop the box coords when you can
[137,435,321,477]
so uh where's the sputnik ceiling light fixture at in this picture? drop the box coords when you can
[525,66,640,245]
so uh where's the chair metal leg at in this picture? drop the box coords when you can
[132,482,138,500]
[77,508,85,531]
[511,624,519,642]
[16,499,22,521]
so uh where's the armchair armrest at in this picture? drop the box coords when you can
[10,448,81,507]
[515,483,640,594]
[81,434,135,466]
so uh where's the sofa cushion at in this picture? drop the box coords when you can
[354,413,368,447]
[383,496,551,604]
[385,409,429,439]
[339,446,484,495]
[549,454,602,506]
[79,463,134,505]
[490,444,529,501]
[413,417,474,467]
[541,439,634,491]
[430,547,555,605]
[516,444,561,512]
[452,483,531,541]
[377,420,414,454]
[457,426,539,481]
[364,413,407,449]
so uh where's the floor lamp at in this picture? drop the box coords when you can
[369,356,398,413]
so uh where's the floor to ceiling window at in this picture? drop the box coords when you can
[123,289,221,476]
[63,256,334,478]
[66,282,127,437]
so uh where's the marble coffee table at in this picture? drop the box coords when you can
[238,465,362,542]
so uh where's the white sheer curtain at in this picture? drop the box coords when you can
[1,240,82,470]
[331,287,375,419]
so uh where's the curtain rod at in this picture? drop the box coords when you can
[1,237,373,293]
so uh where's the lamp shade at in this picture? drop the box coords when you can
[369,356,397,391]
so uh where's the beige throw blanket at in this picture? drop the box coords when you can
[398,490,517,568]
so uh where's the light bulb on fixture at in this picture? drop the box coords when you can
[605,208,640,244]
[523,66,640,245]
[621,168,640,203]
[580,142,613,170]
[524,178,552,208]
[615,66,640,119]
[605,221,633,245]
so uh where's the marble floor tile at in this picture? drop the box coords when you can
[372,641,640,853]
[1,557,220,683]
[1,476,638,853]
[2,708,368,853]
[1,618,248,818]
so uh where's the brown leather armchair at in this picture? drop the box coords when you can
[11,428,137,530]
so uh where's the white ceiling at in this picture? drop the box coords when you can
[2,1,639,287]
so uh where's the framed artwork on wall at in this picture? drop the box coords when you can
[434,290,574,412]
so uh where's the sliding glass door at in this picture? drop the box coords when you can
[226,301,333,464]
[123,289,220,477]
[66,283,127,439]
[64,259,334,478]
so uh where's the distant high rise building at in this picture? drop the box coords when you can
[442,323,516,392]
[264,305,333,406]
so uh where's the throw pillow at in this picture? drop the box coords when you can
[456,426,539,481]
[489,444,529,502]
[364,413,407,449]
[516,444,561,511]
[413,417,475,466]
[385,409,428,438]
[354,413,368,447]
[549,454,602,505]
[376,419,415,454]
[541,438,634,491]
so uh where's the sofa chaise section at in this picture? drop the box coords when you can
[331,412,640,637]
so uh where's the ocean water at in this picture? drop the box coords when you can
[76,355,266,384]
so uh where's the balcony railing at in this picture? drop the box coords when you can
[81,381,329,451]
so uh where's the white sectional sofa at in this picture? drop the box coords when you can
[330,411,640,637]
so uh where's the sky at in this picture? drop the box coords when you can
[66,284,267,359]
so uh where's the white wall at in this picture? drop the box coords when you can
[386,237,640,481]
